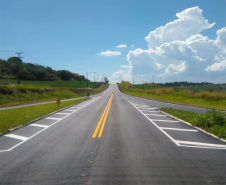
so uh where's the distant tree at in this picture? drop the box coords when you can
[34,68,47,80]
[57,70,73,80]
[104,77,109,84]
[7,57,24,84]
[0,59,8,78]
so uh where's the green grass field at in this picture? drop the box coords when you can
[119,82,226,110]
[0,98,88,134]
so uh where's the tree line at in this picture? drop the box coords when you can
[0,57,87,84]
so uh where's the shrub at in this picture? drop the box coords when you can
[197,109,226,128]
[16,86,27,93]
[0,86,13,95]
[196,91,226,101]
[147,88,174,96]
[123,81,133,90]
[180,90,194,97]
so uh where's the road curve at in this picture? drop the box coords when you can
[0,84,225,184]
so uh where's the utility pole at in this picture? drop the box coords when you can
[94,72,96,85]
[87,72,88,87]
[153,75,155,84]
[15,52,23,84]
[133,77,134,87]
[143,81,144,90]
[97,73,98,83]
[16,52,23,59]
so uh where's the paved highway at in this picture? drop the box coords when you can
[0,84,226,184]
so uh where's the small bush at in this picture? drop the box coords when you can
[0,86,13,95]
[27,87,43,93]
[124,81,133,90]
[180,90,194,97]
[196,91,226,101]
[16,86,27,93]
[197,109,226,128]
[147,88,174,96]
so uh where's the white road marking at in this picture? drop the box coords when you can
[5,134,29,141]
[63,110,76,112]
[119,88,226,150]
[151,119,179,122]
[141,110,159,113]
[128,101,180,146]
[45,117,61,120]
[160,127,198,132]
[175,140,226,149]
[145,114,167,116]
[139,107,157,110]
[136,105,150,108]
[0,96,101,153]
[55,113,69,115]
[30,124,49,128]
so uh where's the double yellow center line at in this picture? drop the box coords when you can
[92,86,114,138]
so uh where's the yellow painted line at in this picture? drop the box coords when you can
[92,90,114,138]
[92,96,111,138]
[98,94,113,138]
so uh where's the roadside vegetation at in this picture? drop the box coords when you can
[0,98,88,134]
[0,82,108,107]
[119,81,226,110]
[160,108,226,139]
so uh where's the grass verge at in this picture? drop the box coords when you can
[160,108,226,140]
[119,82,226,110]
[0,98,88,134]
[0,83,108,107]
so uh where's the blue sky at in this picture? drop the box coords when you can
[0,0,226,83]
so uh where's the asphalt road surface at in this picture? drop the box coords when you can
[0,84,226,185]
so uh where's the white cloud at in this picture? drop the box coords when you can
[98,50,121,57]
[214,27,226,53]
[116,44,127,48]
[111,6,226,83]
[145,6,215,49]
[164,61,187,75]
[205,60,226,71]
[120,65,133,69]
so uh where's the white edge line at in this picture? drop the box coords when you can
[160,127,198,132]
[1,96,101,152]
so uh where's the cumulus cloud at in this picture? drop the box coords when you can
[116,44,127,48]
[145,6,215,49]
[98,50,121,57]
[205,60,226,71]
[111,6,226,83]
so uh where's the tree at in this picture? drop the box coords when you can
[0,59,8,78]
[7,57,24,84]
[34,68,47,80]
[104,77,109,84]
[57,70,73,80]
